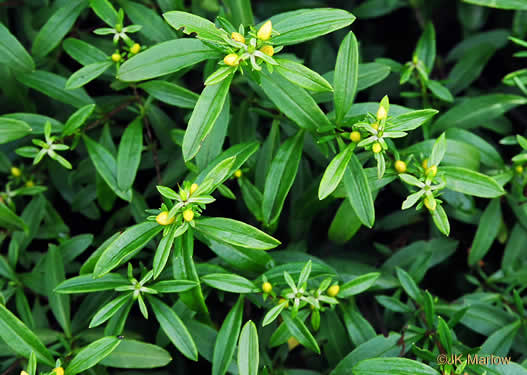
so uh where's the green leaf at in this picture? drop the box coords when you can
[429,133,446,166]
[260,70,331,131]
[446,45,495,95]
[386,109,438,132]
[430,204,450,236]
[17,70,94,108]
[83,135,132,201]
[329,200,362,243]
[183,75,233,161]
[462,0,527,10]
[0,304,54,366]
[223,0,254,25]
[45,246,71,337]
[339,302,376,346]
[99,339,172,368]
[148,296,198,361]
[395,268,420,301]
[270,8,356,46]
[195,217,280,250]
[441,166,505,198]
[432,94,527,134]
[118,39,221,82]
[89,293,133,328]
[343,154,375,228]
[66,61,112,89]
[334,31,359,124]
[437,316,452,355]
[202,273,256,293]
[415,22,436,73]
[62,104,96,136]
[480,320,521,356]
[339,272,380,298]
[213,296,244,375]
[153,224,178,280]
[90,0,119,26]
[63,37,108,66]
[32,0,88,58]
[0,22,34,72]
[445,128,503,168]
[281,312,320,354]
[139,80,198,108]
[238,321,259,375]
[468,198,502,266]
[427,80,454,102]
[150,280,197,293]
[121,1,176,42]
[353,358,440,375]
[163,11,229,43]
[274,58,333,92]
[0,201,27,232]
[93,222,163,277]
[262,131,304,225]
[117,117,143,191]
[319,144,354,200]
[55,273,129,293]
[0,118,31,144]
[66,336,121,375]
[402,139,481,170]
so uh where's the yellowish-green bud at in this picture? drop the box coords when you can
[260,45,274,56]
[231,32,245,44]
[372,142,382,154]
[394,160,407,173]
[262,282,272,293]
[516,165,523,174]
[287,336,300,351]
[183,209,194,222]
[257,20,273,41]
[11,167,21,177]
[377,104,388,121]
[371,122,379,131]
[180,188,188,201]
[156,211,174,226]
[278,298,288,307]
[21,371,29,375]
[349,131,361,143]
[25,180,34,187]
[223,53,239,66]
[327,284,340,297]
[424,196,436,211]
[130,43,141,54]
[426,165,438,177]
[234,169,243,178]
[422,158,428,169]
[190,183,198,195]
[53,368,64,375]
[111,53,121,62]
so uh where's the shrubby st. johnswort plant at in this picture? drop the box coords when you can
[1,0,527,374]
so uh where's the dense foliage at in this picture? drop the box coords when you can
[1,0,527,374]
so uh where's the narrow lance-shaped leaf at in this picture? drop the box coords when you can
[183,77,233,161]
[212,296,244,375]
[90,0,119,26]
[441,166,505,198]
[262,131,305,226]
[0,304,54,366]
[462,0,527,10]
[66,336,121,375]
[238,321,259,375]
[148,296,198,361]
[343,154,375,228]
[99,339,172,368]
[319,144,354,200]
[0,22,34,72]
[281,312,320,354]
[66,61,113,90]
[55,273,129,294]
[0,118,31,144]
[163,11,229,43]
[46,246,71,337]
[274,58,333,92]
[334,31,359,124]
[201,273,256,293]
[468,198,502,266]
[352,358,440,375]
[117,117,143,191]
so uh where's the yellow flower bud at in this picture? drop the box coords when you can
[234,169,242,178]
[349,131,361,143]
[11,167,21,177]
[426,165,438,177]
[424,196,436,211]
[422,158,428,169]
[287,336,300,351]
[371,122,379,131]
[111,53,121,62]
[156,211,174,226]
[21,372,29,375]
[180,188,188,201]
[377,105,388,121]
[372,142,382,154]
[25,180,34,187]
[190,183,198,195]
[183,208,194,222]
[53,368,64,375]
[262,281,272,293]
[394,160,407,173]
[516,165,523,174]
[278,298,288,307]
[327,284,340,297]
[257,20,272,41]
[223,53,239,66]
[130,43,141,54]
[231,32,245,44]
[260,45,274,57]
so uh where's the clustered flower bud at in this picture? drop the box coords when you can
[223,53,239,66]
[327,284,340,297]
[372,142,382,154]
[183,208,194,222]
[260,45,274,56]
[231,32,245,44]
[11,167,21,177]
[262,281,272,293]
[111,53,121,62]
[156,211,174,226]
[130,43,141,54]
[190,183,198,195]
[349,131,361,143]
[257,20,272,41]
[234,169,243,178]
[394,160,407,173]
